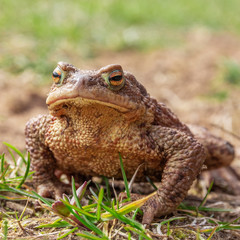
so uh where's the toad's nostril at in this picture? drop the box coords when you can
[225,141,235,156]
[62,104,68,109]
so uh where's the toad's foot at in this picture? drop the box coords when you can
[37,179,72,199]
[120,193,169,225]
[202,166,240,195]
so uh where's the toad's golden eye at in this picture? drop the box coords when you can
[108,70,124,86]
[102,69,125,91]
[52,66,65,85]
[102,68,125,91]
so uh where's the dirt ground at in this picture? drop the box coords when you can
[1,29,240,239]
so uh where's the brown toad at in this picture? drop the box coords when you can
[25,62,235,224]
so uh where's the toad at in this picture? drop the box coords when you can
[25,62,236,224]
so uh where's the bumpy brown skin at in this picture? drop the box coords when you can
[25,62,235,224]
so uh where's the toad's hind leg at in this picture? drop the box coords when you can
[188,124,240,195]
[188,124,235,169]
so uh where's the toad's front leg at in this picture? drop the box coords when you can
[142,127,206,224]
[25,114,70,199]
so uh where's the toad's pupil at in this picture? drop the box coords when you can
[110,75,122,81]
[53,72,60,78]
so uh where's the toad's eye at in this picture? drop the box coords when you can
[52,66,65,85]
[109,70,124,86]
[102,70,125,91]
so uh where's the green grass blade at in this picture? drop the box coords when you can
[70,180,88,206]
[117,193,155,215]
[218,225,240,230]
[97,187,104,221]
[6,148,16,167]
[132,208,139,220]
[159,216,187,234]
[17,152,31,189]
[101,192,155,220]
[90,187,99,199]
[206,226,218,240]
[3,220,8,240]
[64,204,104,236]
[102,176,111,201]
[76,231,109,240]
[3,142,27,164]
[1,153,5,174]
[92,182,108,203]
[124,226,152,240]
[61,199,97,219]
[0,183,38,199]
[4,172,34,184]
[0,154,7,183]
[71,177,82,209]
[0,194,28,200]
[215,216,240,232]
[111,198,116,210]
[146,176,158,190]
[57,227,78,240]
[37,221,70,228]
[31,190,53,206]
[196,228,201,240]
[167,221,170,236]
[101,203,144,231]
[1,165,10,182]
[198,180,214,209]
[160,216,186,226]
[82,203,98,211]
[119,152,130,199]
[179,203,232,212]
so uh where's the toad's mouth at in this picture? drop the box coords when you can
[48,96,132,113]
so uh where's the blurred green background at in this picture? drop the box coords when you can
[1,0,240,81]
